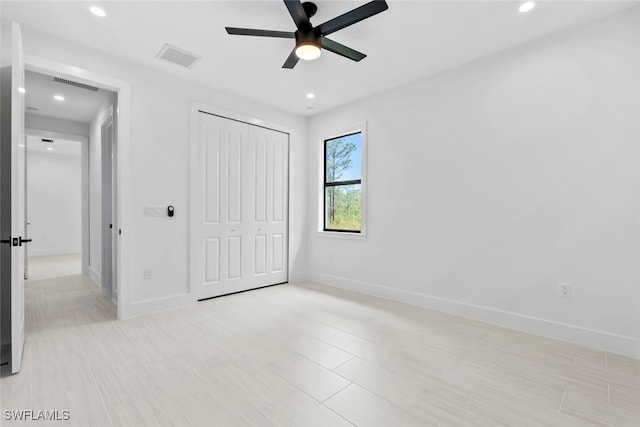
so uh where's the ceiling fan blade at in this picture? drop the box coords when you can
[282,48,300,69]
[284,0,311,32]
[226,27,295,38]
[317,0,388,36]
[321,38,366,62]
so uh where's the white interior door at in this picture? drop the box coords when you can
[246,125,289,289]
[23,136,28,280]
[3,22,26,374]
[111,121,118,304]
[101,115,113,297]
[194,114,246,299]
[192,112,288,300]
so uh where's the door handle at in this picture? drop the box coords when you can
[1,237,26,246]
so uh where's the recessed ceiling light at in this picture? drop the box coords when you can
[53,95,65,101]
[306,93,315,99]
[18,87,25,93]
[89,6,106,17]
[519,2,535,13]
[46,147,53,151]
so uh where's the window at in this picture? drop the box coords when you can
[324,131,363,233]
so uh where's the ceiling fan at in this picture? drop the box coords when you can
[225,0,389,69]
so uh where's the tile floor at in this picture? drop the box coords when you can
[25,254,81,281]
[1,270,638,426]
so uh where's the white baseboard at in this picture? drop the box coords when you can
[289,271,308,283]
[88,266,101,287]
[307,272,640,359]
[29,247,81,256]
[121,293,195,319]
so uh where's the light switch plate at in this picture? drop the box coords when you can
[144,206,165,217]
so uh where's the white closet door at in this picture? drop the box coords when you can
[193,112,288,300]
[246,125,289,289]
[194,113,246,299]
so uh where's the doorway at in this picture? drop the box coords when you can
[22,69,119,310]
[22,55,132,321]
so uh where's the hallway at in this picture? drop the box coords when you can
[26,254,81,281]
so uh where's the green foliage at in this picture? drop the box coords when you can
[326,185,361,231]
[326,138,356,182]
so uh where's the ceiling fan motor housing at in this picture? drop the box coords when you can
[295,30,321,49]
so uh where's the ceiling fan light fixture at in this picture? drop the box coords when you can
[295,41,321,61]
[226,0,389,68]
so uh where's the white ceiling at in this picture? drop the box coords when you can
[2,1,637,116]
[25,70,115,123]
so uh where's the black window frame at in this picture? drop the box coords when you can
[323,131,362,233]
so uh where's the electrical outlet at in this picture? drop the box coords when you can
[559,283,571,298]
[144,269,152,280]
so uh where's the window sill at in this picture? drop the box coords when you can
[316,230,366,240]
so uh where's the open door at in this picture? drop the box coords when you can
[101,111,115,300]
[0,22,27,374]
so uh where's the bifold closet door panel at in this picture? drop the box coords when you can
[196,113,247,299]
[267,127,289,286]
[246,126,289,289]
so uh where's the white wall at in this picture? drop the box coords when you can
[26,113,89,137]
[27,146,81,256]
[19,26,308,316]
[308,9,640,357]
[87,93,115,284]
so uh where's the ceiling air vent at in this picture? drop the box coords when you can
[156,44,201,68]
[52,77,100,92]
